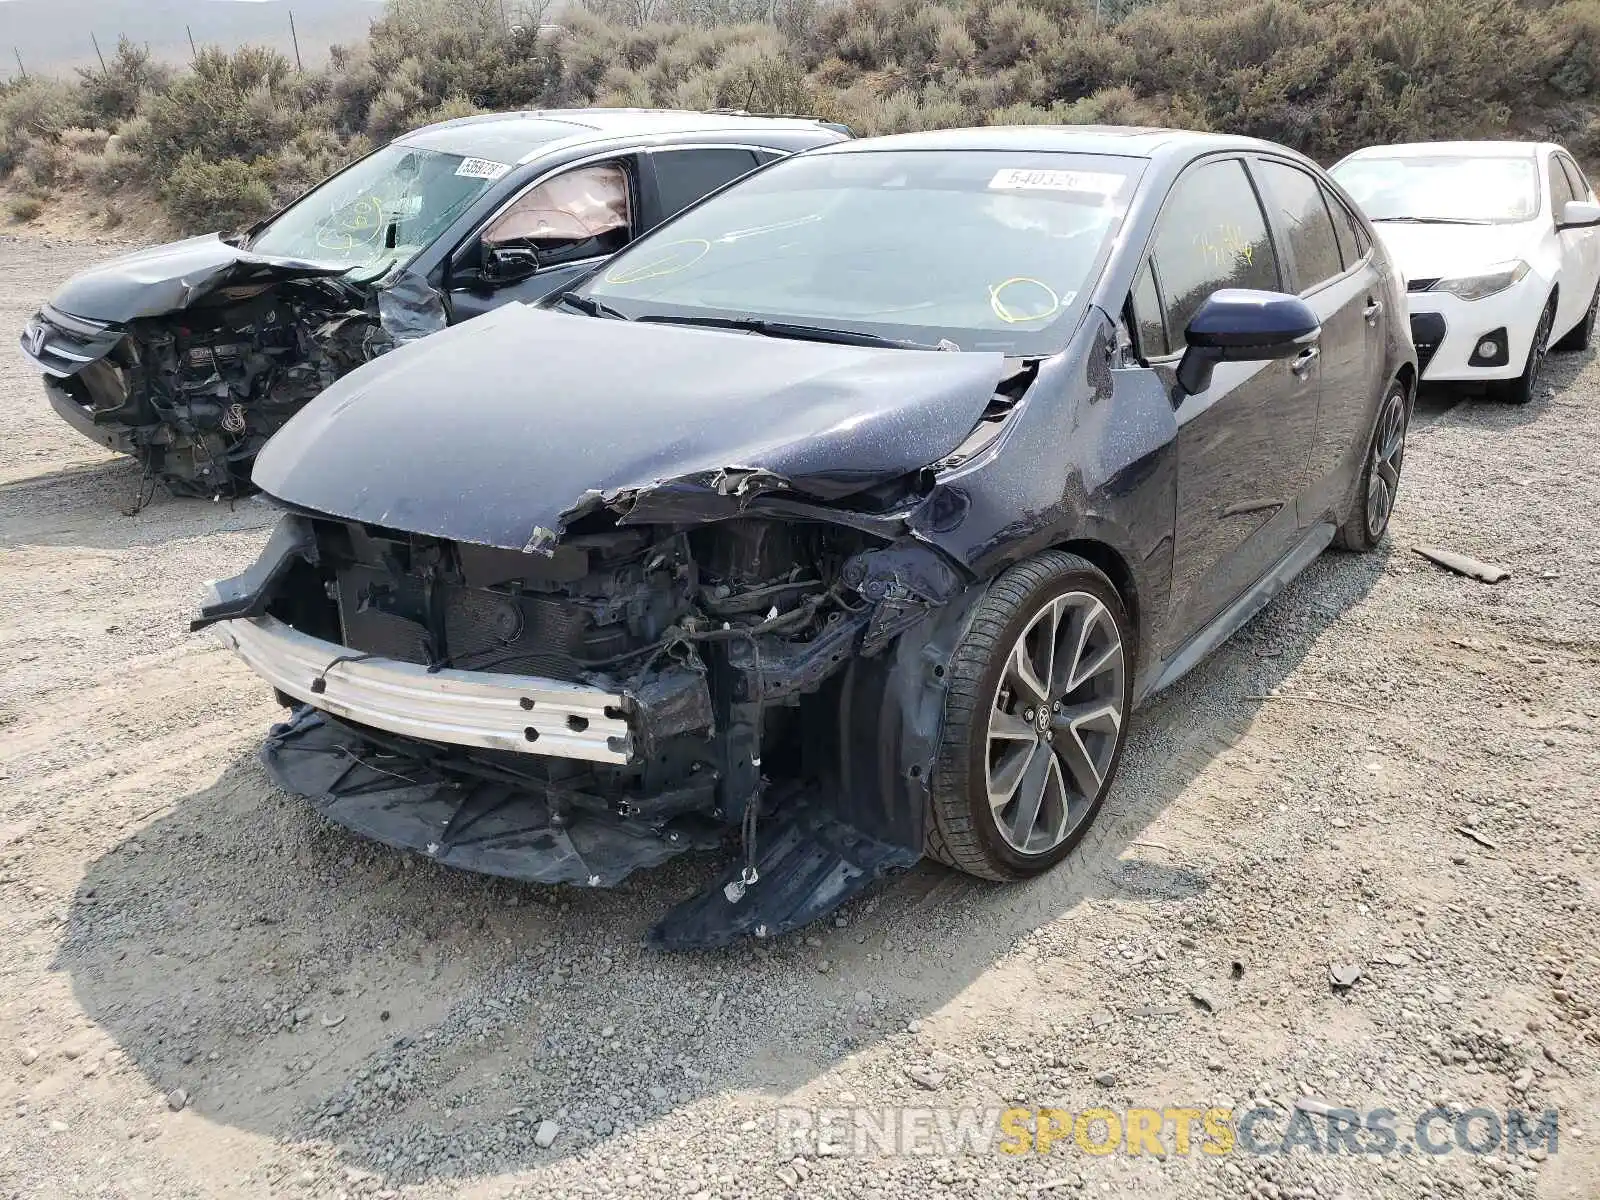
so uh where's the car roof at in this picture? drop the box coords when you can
[811,125,1299,161]
[396,108,842,161]
[1337,140,1553,161]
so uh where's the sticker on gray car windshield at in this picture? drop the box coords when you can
[455,157,511,181]
[987,168,1124,195]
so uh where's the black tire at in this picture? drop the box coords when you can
[1553,281,1598,353]
[1335,380,1409,552]
[1491,297,1555,405]
[926,551,1132,881]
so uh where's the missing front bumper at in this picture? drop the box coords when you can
[213,614,635,764]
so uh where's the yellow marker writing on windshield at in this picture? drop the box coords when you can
[989,277,1060,324]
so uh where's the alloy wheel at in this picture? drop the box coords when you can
[985,591,1126,855]
[1365,388,1408,541]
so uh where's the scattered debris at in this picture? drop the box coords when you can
[1413,545,1512,584]
[1132,1004,1184,1019]
[1294,1097,1344,1118]
[1189,987,1219,1014]
[1329,963,1364,990]
[1230,959,1246,980]
[1455,825,1501,851]
[166,1088,188,1112]
[533,1118,560,1148]
[906,1066,946,1091]
[1092,1071,1117,1087]
[319,1013,346,1029]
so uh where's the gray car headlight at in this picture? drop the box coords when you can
[1432,260,1531,301]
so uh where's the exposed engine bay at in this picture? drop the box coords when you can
[24,247,447,501]
[38,284,383,499]
[197,508,972,946]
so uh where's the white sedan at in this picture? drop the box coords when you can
[1331,140,1600,403]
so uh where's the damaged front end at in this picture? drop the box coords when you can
[23,244,444,500]
[197,505,971,947]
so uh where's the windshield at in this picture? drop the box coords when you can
[1331,155,1540,224]
[575,149,1142,354]
[249,144,507,277]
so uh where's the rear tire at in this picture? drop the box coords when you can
[1553,281,1598,352]
[1335,381,1409,552]
[926,552,1132,881]
[1491,297,1555,405]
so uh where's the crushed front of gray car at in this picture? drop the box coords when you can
[21,245,442,502]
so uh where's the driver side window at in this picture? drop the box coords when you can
[1150,158,1281,340]
[481,162,634,269]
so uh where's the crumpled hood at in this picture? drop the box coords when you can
[1373,221,1539,283]
[253,304,1010,551]
[48,234,353,323]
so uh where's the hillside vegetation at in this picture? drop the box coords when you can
[3,0,1600,235]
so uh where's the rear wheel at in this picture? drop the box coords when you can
[1335,381,1409,552]
[1491,297,1555,405]
[927,552,1131,881]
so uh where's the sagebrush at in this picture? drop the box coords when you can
[2,0,1598,235]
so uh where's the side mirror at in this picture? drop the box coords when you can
[1557,199,1600,231]
[1176,289,1321,395]
[482,241,540,284]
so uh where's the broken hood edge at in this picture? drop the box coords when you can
[47,233,357,326]
[253,304,1012,553]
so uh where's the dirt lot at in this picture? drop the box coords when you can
[1,234,1597,1200]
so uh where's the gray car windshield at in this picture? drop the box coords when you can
[578,149,1142,354]
[249,144,505,276]
[1331,155,1539,224]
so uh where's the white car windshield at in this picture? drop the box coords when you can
[577,149,1142,355]
[249,144,505,277]
[1331,155,1539,225]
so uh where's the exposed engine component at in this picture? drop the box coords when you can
[102,285,385,497]
[197,510,965,943]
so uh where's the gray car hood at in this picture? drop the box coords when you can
[49,234,353,323]
[253,304,1010,552]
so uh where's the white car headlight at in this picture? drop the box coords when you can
[1431,260,1531,301]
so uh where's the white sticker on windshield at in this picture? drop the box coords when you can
[988,168,1124,195]
[455,157,511,180]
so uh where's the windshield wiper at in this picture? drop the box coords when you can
[1370,216,1494,225]
[633,313,930,350]
[551,291,629,320]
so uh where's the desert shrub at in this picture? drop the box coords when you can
[160,153,276,234]
[77,38,173,127]
[0,79,87,177]
[130,47,307,181]
[8,195,43,222]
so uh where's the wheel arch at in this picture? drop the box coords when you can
[1048,537,1141,665]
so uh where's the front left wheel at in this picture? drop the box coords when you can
[927,552,1132,881]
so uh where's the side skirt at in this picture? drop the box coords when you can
[1138,521,1336,704]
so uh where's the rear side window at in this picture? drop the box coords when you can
[1257,160,1344,290]
[1151,158,1280,340]
[652,148,762,221]
[1322,184,1368,269]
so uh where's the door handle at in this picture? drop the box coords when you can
[1290,346,1320,376]
[1364,298,1383,324]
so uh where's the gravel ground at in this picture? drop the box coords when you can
[1,235,1597,1200]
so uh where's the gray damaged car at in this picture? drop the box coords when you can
[20,109,845,500]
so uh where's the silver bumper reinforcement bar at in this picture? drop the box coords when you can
[213,615,634,764]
